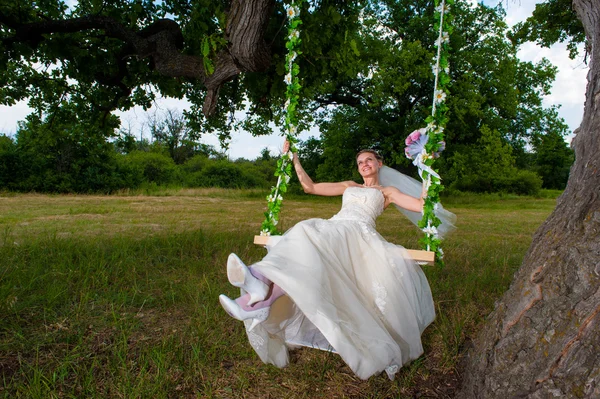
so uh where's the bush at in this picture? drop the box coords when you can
[454,169,542,196]
[506,170,543,196]
[118,151,179,186]
[190,160,265,188]
[447,126,542,196]
[180,155,208,174]
[178,156,276,189]
[0,135,19,189]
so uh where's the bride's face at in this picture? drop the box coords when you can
[356,152,382,178]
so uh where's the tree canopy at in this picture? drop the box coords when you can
[510,0,586,59]
[0,0,576,193]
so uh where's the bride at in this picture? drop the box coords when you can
[219,142,453,380]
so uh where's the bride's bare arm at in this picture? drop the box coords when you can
[381,186,425,212]
[285,141,356,196]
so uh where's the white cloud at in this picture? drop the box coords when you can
[514,36,587,135]
[492,0,587,135]
[503,1,537,26]
[0,101,31,135]
[518,41,587,127]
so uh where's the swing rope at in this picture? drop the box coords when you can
[405,0,454,261]
[260,0,304,237]
[258,0,453,264]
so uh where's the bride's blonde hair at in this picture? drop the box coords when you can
[356,149,383,162]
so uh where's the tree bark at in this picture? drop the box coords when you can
[459,1,600,397]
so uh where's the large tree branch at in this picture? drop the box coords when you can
[313,93,363,108]
[0,0,276,117]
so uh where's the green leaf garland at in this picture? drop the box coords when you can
[260,0,305,236]
[417,0,453,263]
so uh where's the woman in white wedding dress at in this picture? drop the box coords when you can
[219,145,449,380]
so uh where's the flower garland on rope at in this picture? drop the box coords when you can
[260,0,305,236]
[404,0,453,262]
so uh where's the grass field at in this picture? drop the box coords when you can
[0,189,559,398]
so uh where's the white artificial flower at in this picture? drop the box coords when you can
[431,64,439,75]
[289,30,300,40]
[436,3,448,14]
[434,89,447,104]
[441,32,450,44]
[289,51,297,62]
[276,194,283,202]
[260,229,271,236]
[267,194,274,202]
[438,247,444,258]
[288,125,297,134]
[434,32,449,48]
[272,218,278,226]
[422,225,439,238]
[286,6,296,19]
[423,177,432,192]
[284,99,290,109]
[427,121,436,132]
[284,73,292,85]
[287,150,294,160]
[421,179,431,195]
[284,174,291,184]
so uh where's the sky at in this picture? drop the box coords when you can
[0,0,588,160]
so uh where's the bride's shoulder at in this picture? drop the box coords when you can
[342,182,363,190]
[380,185,401,195]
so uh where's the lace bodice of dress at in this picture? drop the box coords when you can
[330,187,385,227]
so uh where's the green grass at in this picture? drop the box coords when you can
[0,189,558,398]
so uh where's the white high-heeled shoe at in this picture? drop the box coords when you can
[219,294,269,331]
[227,253,269,305]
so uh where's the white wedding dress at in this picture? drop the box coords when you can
[241,186,436,380]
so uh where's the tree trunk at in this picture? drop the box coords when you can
[459,1,600,397]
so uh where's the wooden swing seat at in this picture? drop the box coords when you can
[253,235,435,265]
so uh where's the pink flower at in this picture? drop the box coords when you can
[405,128,425,146]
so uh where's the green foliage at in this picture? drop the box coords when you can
[183,158,271,189]
[9,103,123,193]
[413,0,454,259]
[532,129,574,189]
[509,0,586,59]
[146,109,204,164]
[297,136,324,181]
[454,170,542,196]
[115,130,138,154]
[314,1,565,180]
[117,151,178,186]
[2,123,279,193]
[0,134,19,189]
[447,126,543,195]
[260,0,307,236]
[0,0,575,198]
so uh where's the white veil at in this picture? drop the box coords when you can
[378,165,456,238]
